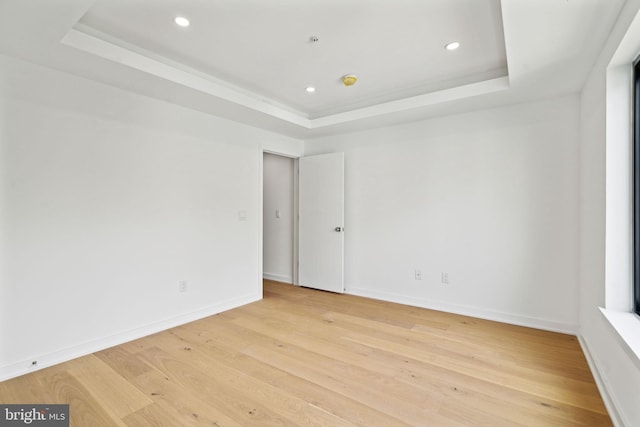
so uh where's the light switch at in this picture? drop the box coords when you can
[276,209,281,219]
[238,210,247,221]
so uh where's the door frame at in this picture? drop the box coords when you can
[261,150,299,287]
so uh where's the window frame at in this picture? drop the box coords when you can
[633,59,640,316]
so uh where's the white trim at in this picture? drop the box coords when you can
[346,287,578,334]
[605,63,634,312]
[599,308,640,369]
[0,292,260,382]
[578,335,627,427]
[258,148,265,297]
[310,77,510,128]
[62,26,311,127]
[293,157,300,286]
[61,27,509,130]
[263,272,293,284]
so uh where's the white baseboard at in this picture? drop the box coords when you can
[0,292,261,382]
[346,287,578,335]
[578,335,626,427]
[263,272,293,284]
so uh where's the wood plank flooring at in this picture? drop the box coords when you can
[0,280,611,426]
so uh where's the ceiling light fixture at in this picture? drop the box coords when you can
[445,41,460,51]
[342,74,357,87]
[306,86,316,93]
[174,16,190,27]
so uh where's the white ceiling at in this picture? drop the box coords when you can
[0,0,627,139]
[78,0,507,118]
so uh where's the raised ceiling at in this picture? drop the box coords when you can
[0,0,628,138]
[77,0,507,118]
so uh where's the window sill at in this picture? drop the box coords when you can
[599,307,640,368]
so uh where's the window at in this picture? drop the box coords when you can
[599,17,640,368]
[634,59,640,316]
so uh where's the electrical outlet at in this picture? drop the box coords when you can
[415,269,422,280]
[179,280,188,293]
[441,272,449,284]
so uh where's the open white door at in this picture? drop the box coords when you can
[298,152,344,293]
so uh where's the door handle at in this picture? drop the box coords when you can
[335,227,343,232]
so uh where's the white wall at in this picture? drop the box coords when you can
[579,0,640,425]
[3,10,638,423]
[0,54,302,380]
[305,96,580,333]
[263,153,294,283]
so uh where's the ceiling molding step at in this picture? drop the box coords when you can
[61,26,312,128]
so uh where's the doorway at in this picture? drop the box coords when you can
[262,152,296,285]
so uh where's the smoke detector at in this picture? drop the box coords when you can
[342,74,357,86]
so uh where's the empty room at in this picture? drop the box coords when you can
[1,0,640,426]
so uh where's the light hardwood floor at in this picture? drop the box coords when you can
[0,280,611,426]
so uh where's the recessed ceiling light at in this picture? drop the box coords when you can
[306,86,316,93]
[174,16,190,27]
[445,41,460,51]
